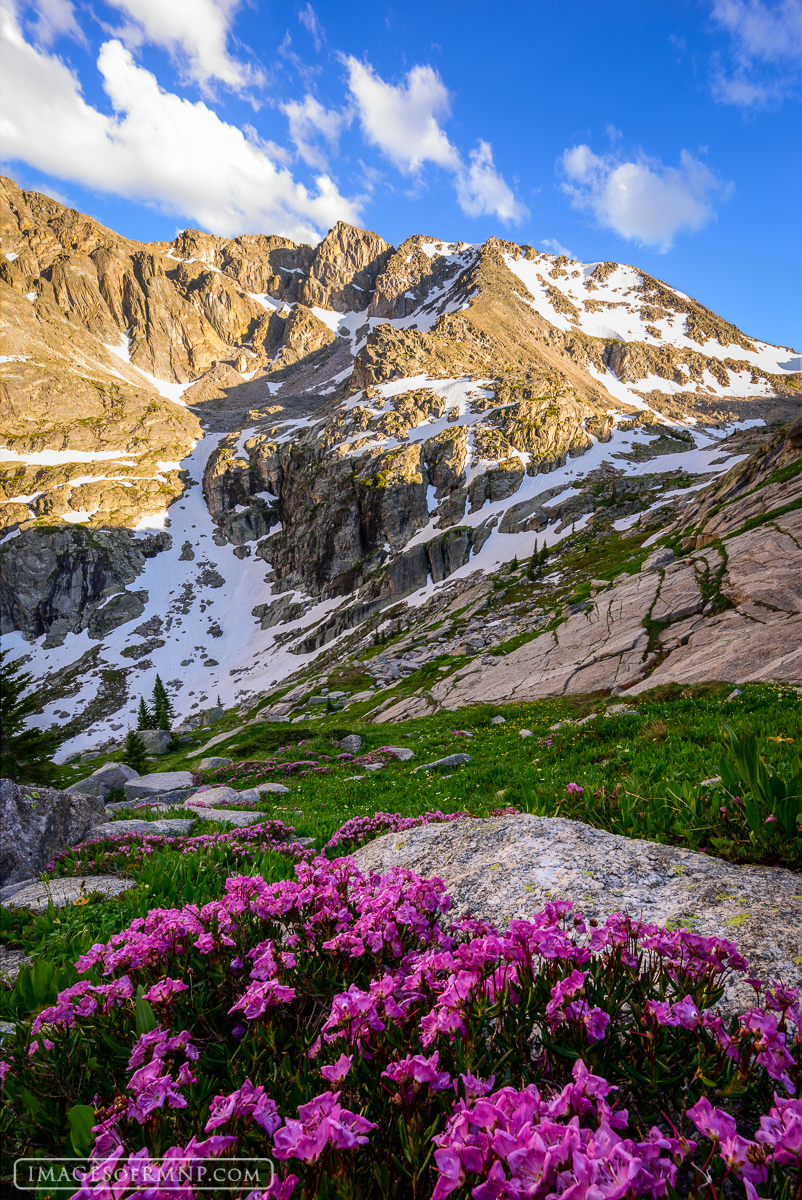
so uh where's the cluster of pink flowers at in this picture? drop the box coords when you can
[382,1050,452,1102]
[326,809,469,851]
[645,988,799,1090]
[206,1078,281,1134]
[194,746,406,788]
[123,1026,199,1125]
[31,975,135,1034]
[45,816,308,876]
[71,1135,240,1200]
[5,853,800,1200]
[431,1059,688,1199]
[687,1093,802,1194]
[272,1090,377,1164]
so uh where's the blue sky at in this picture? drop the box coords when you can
[2,0,800,348]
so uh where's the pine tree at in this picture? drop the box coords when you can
[0,646,61,782]
[137,696,152,730]
[152,698,170,731]
[151,675,174,730]
[122,728,148,775]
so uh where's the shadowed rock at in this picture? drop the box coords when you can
[413,753,471,772]
[0,779,106,884]
[66,761,139,801]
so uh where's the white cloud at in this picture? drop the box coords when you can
[103,0,261,92]
[345,56,525,223]
[559,144,730,251]
[281,94,350,168]
[345,56,460,173]
[0,7,360,243]
[541,238,574,258]
[710,0,802,106]
[712,0,802,59]
[298,3,323,51]
[455,140,529,222]
[23,0,85,45]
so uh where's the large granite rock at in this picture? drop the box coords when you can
[123,771,195,802]
[186,786,240,806]
[90,818,195,838]
[139,730,173,755]
[337,735,363,754]
[66,761,139,801]
[247,782,291,797]
[351,814,802,1016]
[1,874,136,912]
[413,753,470,772]
[0,778,107,884]
[183,806,264,828]
[383,746,416,761]
[197,757,232,772]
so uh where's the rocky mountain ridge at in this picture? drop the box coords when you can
[0,176,800,754]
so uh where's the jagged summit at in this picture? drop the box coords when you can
[0,176,799,754]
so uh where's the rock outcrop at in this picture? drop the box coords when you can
[0,778,107,884]
[65,761,139,801]
[1,874,136,912]
[0,526,171,642]
[352,813,802,1015]
[374,503,802,721]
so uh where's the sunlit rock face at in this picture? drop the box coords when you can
[1,174,799,751]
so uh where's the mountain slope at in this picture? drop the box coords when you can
[0,177,799,754]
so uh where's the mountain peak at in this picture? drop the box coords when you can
[0,178,799,751]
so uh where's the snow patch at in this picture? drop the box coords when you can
[62,509,98,523]
[134,511,168,531]
[104,333,191,406]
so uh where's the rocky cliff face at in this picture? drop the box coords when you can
[0,176,799,751]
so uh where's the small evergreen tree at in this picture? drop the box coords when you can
[152,699,171,731]
[539,543,550,569]
[151,675,174,730]
[122,728,148,774]
[0,646,61,782]
[137,696,152,730]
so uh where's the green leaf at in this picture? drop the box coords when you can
[20,1085,41,1117]
[67,1104,96,1158]
[16,964,37,1012]
[31,958,55,1004]
[135,985,157,1035]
